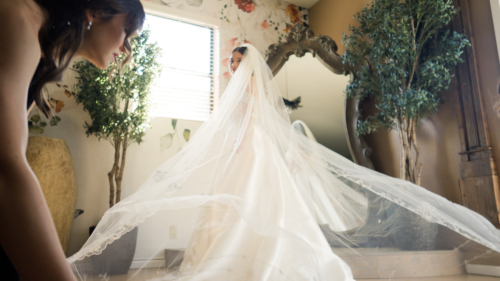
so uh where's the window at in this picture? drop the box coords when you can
[143,3,220,122]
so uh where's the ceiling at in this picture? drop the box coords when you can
[285,0,320,9]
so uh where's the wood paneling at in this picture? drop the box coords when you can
[451,0,500,227]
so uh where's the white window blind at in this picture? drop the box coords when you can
[145,14,220,122]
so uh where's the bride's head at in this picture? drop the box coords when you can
[230,46,248,75]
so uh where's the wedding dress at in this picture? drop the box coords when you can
[68,44,500,280]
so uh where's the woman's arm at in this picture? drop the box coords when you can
[0,6,76,281]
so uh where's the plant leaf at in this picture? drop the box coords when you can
[30,115,41,122]
[172,119,177,130]
[29,126,44,134]
[160,133,174,152]
[50,116,61,126]
[183,129,191,142]
[186,0,202,7]
[71,26,162,152]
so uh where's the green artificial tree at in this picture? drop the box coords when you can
[72,28,162,207]
[342,0,469,185]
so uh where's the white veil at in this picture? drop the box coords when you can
[68,44,500,280]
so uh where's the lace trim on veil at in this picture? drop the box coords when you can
[67,209,156,263]
[67,43,499,268]
[68,164,500,264]
[324,161,500,252]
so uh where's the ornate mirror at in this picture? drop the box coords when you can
[265,23,374,169]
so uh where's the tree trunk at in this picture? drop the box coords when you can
[115,135,128,204]
[108,137,122,208]
[413,124,423,186]
[406,119,416,183]
[397,117,407,181]
[397,117,423,186]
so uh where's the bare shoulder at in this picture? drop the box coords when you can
[0,0,46,156]
[0,0,46,89]
[0,0,45,61]
[0,0,45,25]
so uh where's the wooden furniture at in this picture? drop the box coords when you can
[268,5,500,228]
[451,0,500,227]
[265,23,375,169]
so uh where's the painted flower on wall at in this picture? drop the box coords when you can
[27,83,69,134]
[223,72,232,80]
[49,98,65,113]
[285,4,302,24]
[160,119,191,152]
[149,0,309,88]
[186,0,203,7]
[260,20,269,30]
[235,0,255,13]
[256,20,278,49]
[225,37,239,53]
[254,0,280,10]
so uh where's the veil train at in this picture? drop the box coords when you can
[68,44,500,281]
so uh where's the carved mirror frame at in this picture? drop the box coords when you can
[265,23,375,169]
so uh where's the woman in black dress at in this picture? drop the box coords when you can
[0,0,144,279]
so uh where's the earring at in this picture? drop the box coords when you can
[87,21,92,31]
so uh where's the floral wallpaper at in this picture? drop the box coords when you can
[28,83,70,134]
[28,0,308,134]
[26,1,308,256]
[148,0,308,86]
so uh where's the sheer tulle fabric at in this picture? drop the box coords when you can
[68,44,500,280]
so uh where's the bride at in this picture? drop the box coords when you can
[69,44,500,280]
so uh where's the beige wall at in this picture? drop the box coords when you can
[309,0,371,55]
[274,53,353,160]
[35,82,203,256]
[31,0,309,259]
[307,0,496,203]
[362,86,463,202]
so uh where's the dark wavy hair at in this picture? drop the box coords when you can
[232,46,248,55]
[30,0,145,117]
[231,46,302,110]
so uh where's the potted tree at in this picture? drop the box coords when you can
[342,0,469,250]
[72,28,162,274]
